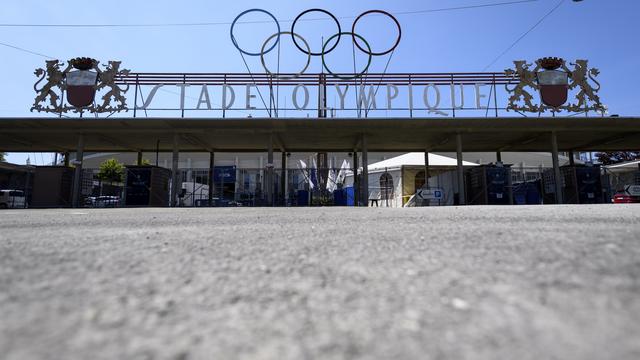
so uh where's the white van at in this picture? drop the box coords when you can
[0,190,26,209]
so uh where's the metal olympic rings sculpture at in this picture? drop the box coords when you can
[230,8,401,80]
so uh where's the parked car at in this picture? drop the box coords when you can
[612,192,640,204]
[0,189,26,209]
[95,196,121,208]
[84,196,97,207]
[84,196,121,207]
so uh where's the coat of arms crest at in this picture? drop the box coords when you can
[504,57,605,114]
[31,57,130,114]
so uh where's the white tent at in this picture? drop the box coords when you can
[345,153,478,207]
[368,152,478,171]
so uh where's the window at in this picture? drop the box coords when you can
[415,171,426,192]
[379,172,394,199]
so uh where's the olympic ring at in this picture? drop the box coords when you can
[322,32,372,80]
[351,10,401,56]
[261,32,311,79]
[230,8,401,79]
[290,9,341,57]
[230,9,281,57]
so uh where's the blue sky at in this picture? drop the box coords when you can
[2,0,639,164]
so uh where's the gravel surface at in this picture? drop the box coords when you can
[1,205,639,360]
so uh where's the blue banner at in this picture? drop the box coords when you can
[214,166,236,183]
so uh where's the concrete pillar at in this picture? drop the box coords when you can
[171,134,180,207]
[137,151,143,165]
[424,150,431,207]
[208,151,214,206]
[284,155,289,206]
[361,134,369,207]
[551,132,563,204]
[259,155,264,201]
[267,134,274,206]
[569,150,575,166]
[424,150,430,187]
[71,134,84,208]
[235,156,240,201]
[353,151,359,206]
[456,133,466,205]
[281,151,287,206]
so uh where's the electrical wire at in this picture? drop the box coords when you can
[0,0,539,61]
[482,0,565,71]
[0,40,54,58]
[0,1,538,28]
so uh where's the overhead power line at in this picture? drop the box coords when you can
[0,0,538,28]
[0,40,54,59]
[482,0,565,71]
[394,0,538,16]
[0,0,540,62]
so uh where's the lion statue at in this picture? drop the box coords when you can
[31,60,69,112]
[568,60,605,112]
[94,61,130,113]
[505,60,540,112]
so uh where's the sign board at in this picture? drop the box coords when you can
[624,185,640,196]
[416,188,444,201]
[29,10,605,117]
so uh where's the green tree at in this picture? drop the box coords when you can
[97,158,125,184]
[133,158,152,166]
[596,152,640,165]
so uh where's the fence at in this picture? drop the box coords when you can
[21,164,637,208]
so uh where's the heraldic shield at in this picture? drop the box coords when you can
[504,57,606,114]
[66,59,99,108]
[31,57,130,114]
[537,59,569,109]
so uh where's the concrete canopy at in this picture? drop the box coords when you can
[0,116,639,153]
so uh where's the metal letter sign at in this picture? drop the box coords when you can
[504,57,605,114]
[32,57,130,114]
[29,11,606,119]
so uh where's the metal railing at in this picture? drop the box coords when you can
[63,164,635,208]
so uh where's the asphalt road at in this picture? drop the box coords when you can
[1,205,639,360]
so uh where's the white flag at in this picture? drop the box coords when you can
[297,159,315,190]
[310,157,318,190]
[336,159,349,185]
[326,168,337,192]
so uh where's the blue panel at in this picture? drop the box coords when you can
[345,186,355,206]
[333,189,347,206]
[214,166,236,183]
[297,190,309,206]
